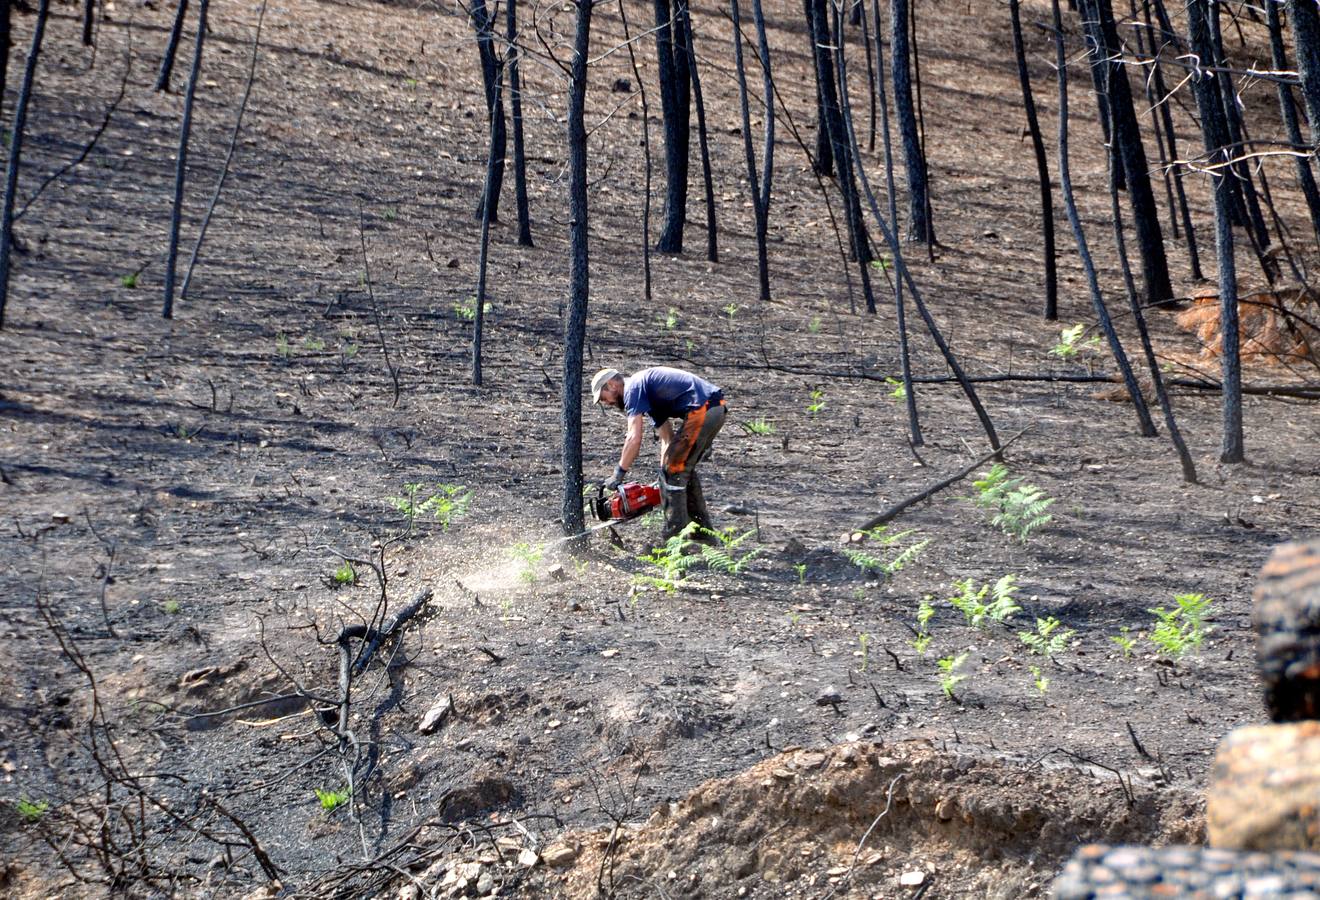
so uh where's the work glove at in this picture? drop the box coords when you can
[603,465,627,491]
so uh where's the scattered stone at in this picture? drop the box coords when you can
[1208,722,1320,850]
[418,695,454,735]
[899,870,926,886]
[600,648,618,658]
[475,870,494,894]
[1055,844,1320,899]
[935,798,956,821]
[797,751,827,769]
[815,687,843,708]
[517,848,540,868]
[397,884,420,900]
[542,842,580,868]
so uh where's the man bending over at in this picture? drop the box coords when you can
[591,366,727,540]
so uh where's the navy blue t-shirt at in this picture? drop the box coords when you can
[623,367,722,426]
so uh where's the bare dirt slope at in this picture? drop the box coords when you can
[1,0,1317,896]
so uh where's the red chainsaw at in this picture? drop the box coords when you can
[589,481,661,523]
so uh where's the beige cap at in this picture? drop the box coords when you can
[591,368,620,404]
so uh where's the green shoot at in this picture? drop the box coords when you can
[453,299,492,321]
[793,563,807,586]
[1030,666,1050,695]
[885,377,907,402]
[332,561,357,587]
[972,464,1054,542]
[1148,593,1213,660]
[911,632,932,655]
[275,333,292,359]
[937,653,968,699]
[1019,615,1074,657]
[162,599,181,615]
[120,272,138,289]
[741,417,775,436]
[662,307,680,330]
[1051,323,1102,359]
[1110,626,1137,658]
[807,389,826,415]
[808,316,822,334]
[315,787,351,812]
[948,575,1021,629]
[841,527,929,578]
[17,797,48,823]
[389,483,472,532]
[302,337,326,351]
[633,525,702,592]
[510,542,544,583]
[787,610,801,627]
[916,596,936,631]
[698,526,764,575]
[869,256,893,271]
[857,632,871,672]
[723,302,739,322]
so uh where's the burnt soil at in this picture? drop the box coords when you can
[1,0,1318,897]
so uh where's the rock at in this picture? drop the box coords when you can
[517,848,540,868]
[935,798,956,821]
[418,695,454,734]
[476,871,494,894]
[1252,540,1320,721]
[1207,721,1320,850]
[815,687,843,707]
[397,885,421,900]
[456,861,483,881]
[542,842,580,868]
[900,870,926,886]
[797,751,827,769]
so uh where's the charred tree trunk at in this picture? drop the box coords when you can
[155,0,189,92]
[654,0,691,253]
[81,0,93,45]
[838,13,993,450]
[1289,0,1320,155]
[471,0,506,223]
[472,58,505,386]
[1207,0,1272,264]
[1050,0,1156,437]
[1009,0,1057,319]
[0,0,49,329]
[1080,0,1172,306]
[562,0,593,539]
[1139,0,1202,279]
[506,0,533,246]
[817,0,876,313]
[1213,150,1244,462]
[1267,0,1320,245]
[1183,0,1247,227]
[681,7,717,262]
[860,0,876,151]
[0,0,12,116]
[731,0,774,301]
[806,0,834,176]
[162,0,209,320]
[890,0,931,243]
[618,0,653,300]
[871,0,921,444]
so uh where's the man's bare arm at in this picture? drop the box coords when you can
[619,414,646,471]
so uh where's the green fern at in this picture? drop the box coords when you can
[1019,615,1075,657]
[937,652,969,698]
[973,464,1054,542]
[699,526,764,575]
[949,575,1021,629]
[841,527,929,577]
[633,524,702,592]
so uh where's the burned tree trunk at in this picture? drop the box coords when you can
[731,0,774,301]
[562,0,593,539]
[806,0,834,177]
[506,0,532,246]
[1009,0,1056,320]
[1079,0,1172,306]
[162,0,210,320]
[681,7,717,262]
[1267,0,1320,245]
[618,0,653,300]
[1214,152,1244,462]
[654,0,691,253]
[1288,0,1320,154]
[890,0,931,243]
[0,0,49,329]
[155,0,189,92]
[1050,0,1156,437]
[470,0,506,223]
[472,58,505,386]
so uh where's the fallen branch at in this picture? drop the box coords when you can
[852,426,1032,534]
